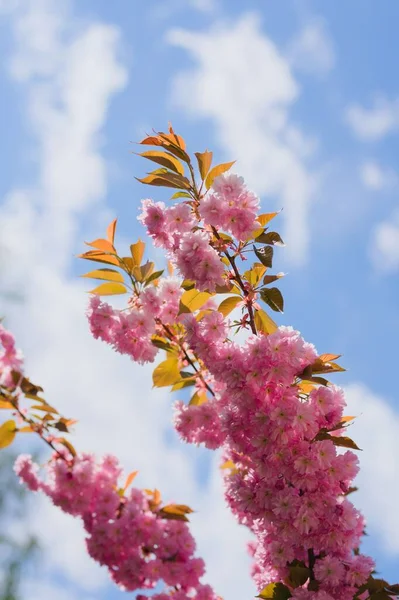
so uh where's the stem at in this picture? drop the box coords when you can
[159,321,216,398]
[9,397,66,461]
[212,227,257,336]
[308,548,316,580]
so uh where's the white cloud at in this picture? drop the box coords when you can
[345,95,399,141]
[167,13,318,264]
[287,18,336,76]
[370,209,399,272]
[0,1,252,599]
[189,0,216,12]
[345,383,399,553]
[360,160,397,190]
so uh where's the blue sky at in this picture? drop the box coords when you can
[0,0,398,598]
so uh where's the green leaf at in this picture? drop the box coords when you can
[189,391,208,406]
[255,231,285,246]
[136,171,191,190]
[151,337,174,352]
[159,503,193,522]
[218,296,241,317]
[81,268,124,283]
[205,161,236,189]
[263,272,285,286]
[0,420,17,449]
[315,431,361,451]
[254,245,274,268]
[138,150,185,175]
[171,378,196,391]
[286,564,310,587]
[89,282,127,296]
[254,309,278,334]
[179,289,212,313]
[152,358,181,387]
[260,287,284,313]
[257,582,292,599]
[170,191,192,200]
[195,150,213,180]
[144,269,164,285]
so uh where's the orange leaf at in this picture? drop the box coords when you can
[340,415,356,424]
[106,219,117,245]
[319,353,342,362]
[0,420,17,449]
[257,212,280,227]
[124,470,139,492]
[139,150,184,175]
[78,250,120,267]
[0,400,13,409]
[85,238,115,253]
[81,269,124,283]
[89,283,127,296]
[205,161,236,189]
[195,150,213,180]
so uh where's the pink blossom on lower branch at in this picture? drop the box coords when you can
[14,453,219,599]
[175,320,375,598]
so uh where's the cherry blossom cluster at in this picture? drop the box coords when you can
[138,173,259,291]
[0,323,23,387]
[87,277,182,364]
[14,452,218,599]
[174,313,374,599]
[199,174,260,241]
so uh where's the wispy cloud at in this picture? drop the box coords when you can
[345,95,399,141]
[345,383,399,553]
[360,160,397,190]
[167,13,318,265]
[369,209,399,272]
[0,1,253,598]
[287,17,336,76]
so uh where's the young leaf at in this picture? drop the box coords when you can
[205,161,236,189]
[189,391,208,406]
[81,269,124,283]
[254,309,278,334]
[171,378,196,391]
[0,419,17,449]
[260,287,284,313]
[257,212,280,227]
[130,240,146,267]
[170,191,192,200]
[144,269,164,286]
[152,358,181,387]
[179,289,212,313]
[138,150,185,175]
[106,219,117,245]
[218,296,242,317]
[89,283,127,296]
[319,353,342,362]
[0,400,13,409]
[195,150,213,180]
[78,250,120,267]
[151,337,174,352]
[254,245,274,268]
[85,238,115,253]
[136,172,191,190]
[59,438,77,457]
[257,582,292,599]
[123,470,139,492]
